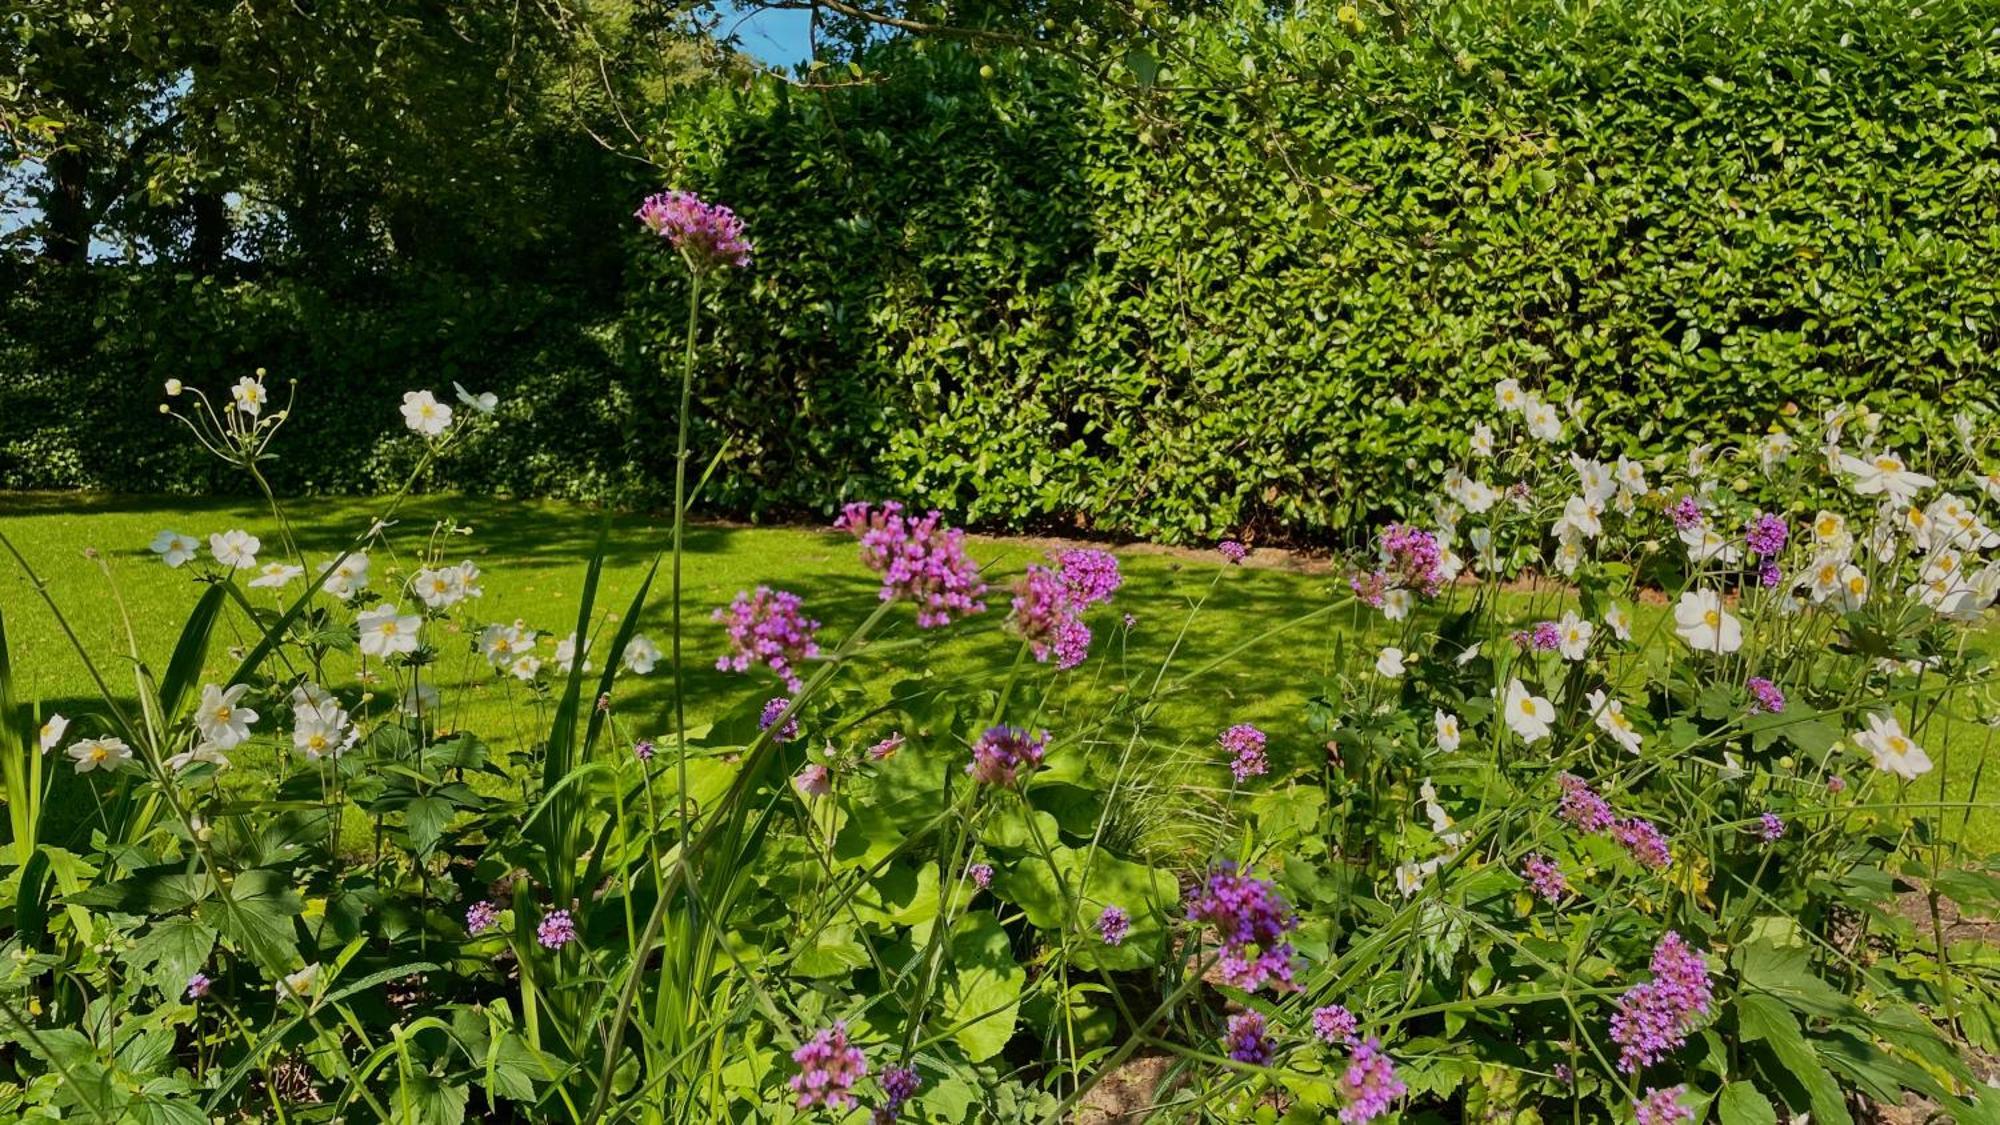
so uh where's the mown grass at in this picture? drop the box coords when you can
[2,492,1995,850]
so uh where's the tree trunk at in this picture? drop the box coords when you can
[42,148,91,265]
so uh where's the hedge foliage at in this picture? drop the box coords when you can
[9,0,2000,543]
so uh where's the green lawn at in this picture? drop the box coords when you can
[3,492,1996,851]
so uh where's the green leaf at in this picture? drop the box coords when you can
[1716,1081,1777,1125]
[128,916,218,999]
[941,911,1024,1062]
[200,868,301,968]
[159,584,227,724]
[67,863,212,912]
[1737,993,1850,1124]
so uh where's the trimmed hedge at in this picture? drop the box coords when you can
[8,0,2000,543]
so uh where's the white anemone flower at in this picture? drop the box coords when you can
[278,963,322,1004]
[319,553,371,601]
[1587,689,1642,754]
[1835,565,1870,611]
[249,562,303,589]
[1836,449,1935,503]
[1555,611,1593,661]
[194,683,259,750]
[399,390,454,436]
[67,736,132,773]
[38,713,69,753]
[555,633,593,674]
[1679,524,1741,565]
[508,654,543,682]
[1603,602,1632,641]
[1558,495,1603,540]
[1672,589,1742,654]
[231,376,268,417]
[1470,423,1495,457]
[622,634,661,675]
[209,529,261,570]
[1380,589,1413,621]
[150,530,200,567]
[1501,679,1555,743]
[1852,713,1931,780]
[453,382,499,415]
[165,743,232,773]
[1524,399,1563,442]
[356,604,421,657]
[1374,647,1405,678]
[411,566,466,609]
[1494,379,1527,415]
[1434,709,1461,753]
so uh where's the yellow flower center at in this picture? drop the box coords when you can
[1702,610,1720,627]
[88,747,107,762]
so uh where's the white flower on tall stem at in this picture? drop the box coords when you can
[1586,688,1642,754]
[319,554,370,601]
[231,376,267,418]
[1679,524,1741,565]
[1852,713,1931,780]
[556,633,593,674]
[1615,455,1649,498]
[1380,589,1412,621]
[1470,423,1495,457]
[150,531,200,567]
[165,743,232,773]
[67,736,131,773]
[1501,679,1555,743]
[453,560,484,599]
[1603,602,1632,641]
[508,654,543,682]
[1836,449,1934,503]
[278,964,322,1004]
[1434,709,1461,753]
[1672,588,1742,653]
[1809,510,1850,551]
[1835,565,1870,611]
[1799,553,1847,604]
[399,390,454,436]
[1494,379,1527,415]
[481,621,535,666]
[209,529,261,570]
[1551,532,1585,577]
[1557,495,1602,540]
[402,683,440,717]
[356,604,421,657]
[292,701,355,761]
[1525,399,1563,442]
[411,566,466,609]
[1374,647,1405,678]
[452,382,499,415]
[1571,455,1617,505]
[1555,611,1593,661]
[249,562,303,589]
[38,714,68,753]
[194,683,259,749]
[622,635,661,675]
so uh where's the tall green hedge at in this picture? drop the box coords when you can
[8,0,1999,543]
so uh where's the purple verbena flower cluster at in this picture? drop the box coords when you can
[968,863,994,889]
[1747,676,1786,714]
[836,502,988,628]
[1312,1004,1359,1046]
[537,909,577,950]
[1379,523,1447,596]
[1225,1010,1274,1066]
[1336,1037,1406,1123]
[966,725,1047,787]
[1609,933,1713,1072]
[1218,539,1248,563]
[1611,817,1673,871]
[1757,811,1785,842]
[465,900,499,936]
[1557,773,1615,833]
[1746,512,1789,559]
[1521,854,1569,904]
[187,972,211,999]
[871,1064,921,1124]
[790,1022,869,1111]
[1634,1086,1693,1125]
[1187,864,1299,993]
[1514,621,1562,652]
[714,587,821,692]
[1054,548,1122,607]
[634,190,751,271]
[1009,550,1122,669]
[1220,723,1269,781]
[1097,905,1131,946]
[1667,495,1704,532]
[760,697,800,743]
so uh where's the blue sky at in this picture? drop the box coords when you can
[715,2,817,67]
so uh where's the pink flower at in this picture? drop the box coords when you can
[790,1022,869,1110]
[966,726,1047,787]
[1219,723,1269,781]
[836,502,987,628]
[634,190,751,270]
[537,909,577,949]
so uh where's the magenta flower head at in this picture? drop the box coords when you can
[1219,723,1269,781]
[1218,539,1249,564]
[186,972,212,1000]
[760,697,800,744]
[1556,773,1615,834]
[790,1021,868,1110]
[1756,811,1785,842]
[795,763,832,799]
[1097,905,1131,946]
[1745,512,1789,559]
[1746,676,1786,714]
[966,725,1047,787]
[1611,817,1673,871]
[635,190,751,272]
[836,502,987,628]
[1521,854,1568,904]
[1055,549,1122,607]
[465,900,500,936]
[968,862,994,889]
[1336,1037,1405,1123]
[1379,523,1445,596]
[715,587,821,692]
[1187,863,1299,993]
[874,1063,921,1123]
[1667,495,1704,531]
[1610,932,1712,1072]
[537,909,578,950]
[1225,1010,1274,1066]
[867,732,905,761]
[1634,1086,1693,1125]
[1312,1004,1358,1046]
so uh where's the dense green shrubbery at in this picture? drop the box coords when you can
[7,0,1999,543]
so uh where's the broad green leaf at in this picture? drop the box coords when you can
[941,911,1024,1061]
[1716,1080,1777,1125]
